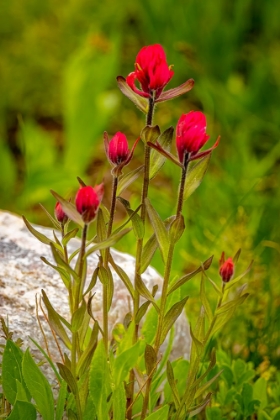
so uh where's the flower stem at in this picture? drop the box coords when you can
[103,175,118,354]
[127,95,155,420]
[140,152,189,419]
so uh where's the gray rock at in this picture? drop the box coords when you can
[0,210,190,374]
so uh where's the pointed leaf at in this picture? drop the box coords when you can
[116,75,148,113]
[2,340,26,405]
[136,274,160,313]
[57,363,78,396]
[200,275,213,322]
[150,127,174,179]
[136,301,151,324]
[168,256,213,295]
[216,293,249,315]
[113,341,141,385]
[147,140,182,168]
[6,401,37,420]
[22,349,54,420]
[117,165,144,195]
[145,344,157,376]
[226,260,253,290]
[190,325,204,357]
[140,233,158,274]
[41,257,71,289]
[55,380,68,420]
[50,190,84,226]
[145,405,169,420]
[194,370,223,399]
[85,228,131,257]
[41,290,71,348]
[109,257,134,299]
[39,203,61,230]
[117,197,144,239]
[188,393,212,418]
[71,300,87,333]
[141,125,160,144]
[160,296,189,345]
[62,228,79,246]
[184,154,211,200]
[145,198,169,263]
[112,382,126,420]
[156,78,195,103]
[166,360,180,409]
[29,337,61,383]
[168,214,185,244]
[22,216,52,245]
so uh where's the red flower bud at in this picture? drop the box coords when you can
[219,252,235,283]
[176,111,210,163]
[75,184,103,224]
[107,132,129,165]
[55,202,68,224]
[126,44,174,99]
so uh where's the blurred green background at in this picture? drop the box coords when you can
[1,0,279,368]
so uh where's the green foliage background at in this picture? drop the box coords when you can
[1,0,279,376]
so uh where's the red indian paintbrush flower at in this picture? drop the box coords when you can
[126,44,174,99]
[104,131,140,176]
[75,184,104,224]
[55,202,68,224]
[219,252,235,283]
[106,132,129,165]
[176,111,210,163]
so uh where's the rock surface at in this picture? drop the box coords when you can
[0,210,190,370]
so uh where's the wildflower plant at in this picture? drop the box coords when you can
[1,44,253,420]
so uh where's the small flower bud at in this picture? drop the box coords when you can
[55,202,68,224]
[75,184,103,224]
[219,252,235,283]
[108,132,129,165]
[176,111,210,163]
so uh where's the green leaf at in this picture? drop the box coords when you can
[145,198,169,263]
[145,344,157,376]
[167,256,213,295]
[200,275,213,322]
[135,274,160,313]
[57,363,78,396]
[50,190,84,226]
[89,341,111,419]
[22,216,53,245]
[140,233,158,274]
[116,76,148,113]
[15,379,30,402]
[50,243,80,283]
[72,300,87,332]
[206,407,223,420]
[112,383,126,420]
[62,228,79,246]
[160,296,189,345]
[150,127,174,179]
[166,360,180,409]
[55,380,68,420]
[183,154,211,200]
[142,305,159,345]
[109,257,134,299]
[253,377,268,409]
[6,401,37,420]
[85,228,131,257]
[22,349,54,420]
[117,165,144,195]
[41,257,71,289]
[29,337,62,383]
[188,393,212,418]
[216,293,249,315]
[190,325,204,358]
[39,203,61,230]
[145,405,169,420]
[194,369,223,399]
[2,340,26,405]
[141,124,160,144]
[82,398,96,420]
[117,197,144,239]
[136,301,151,324]
[41,290,71,348]
[168,214,185,244]
[113,341,141,385]
[77,322,99,376]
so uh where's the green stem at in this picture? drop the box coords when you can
[140,152,188,419]
[62,223,73,314]
[127,95,155,420]
[175,284,226,419]
[103,175,118,353]
[71,223,88,376]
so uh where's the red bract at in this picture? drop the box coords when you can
[107,132,129,165]
[176,111,210,163]
[75,185,103,224]
[219,252,235,283]
[55,202,68,224]
[126,44,174,99]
